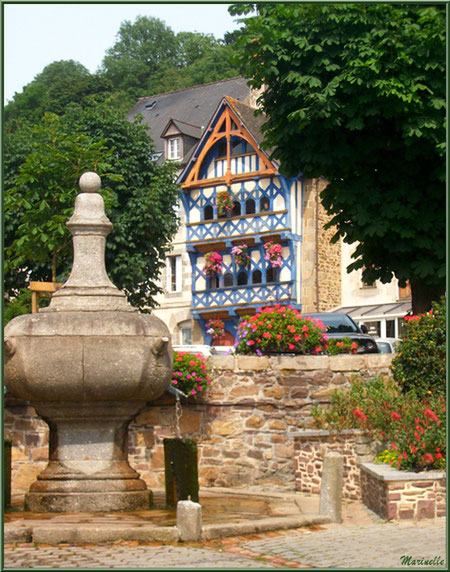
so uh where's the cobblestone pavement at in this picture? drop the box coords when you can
[4,520,446,569]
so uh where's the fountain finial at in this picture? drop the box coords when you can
[43,171,134,312]
[79,171,101,194]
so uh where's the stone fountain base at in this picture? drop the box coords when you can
[24,401,151,513]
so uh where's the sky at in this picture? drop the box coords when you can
[3,1,242,103]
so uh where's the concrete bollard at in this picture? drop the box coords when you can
[319,451,343,523]
[176,497,202,541]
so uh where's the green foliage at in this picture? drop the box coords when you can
[172,351,211,397]
[230,3,446,310]
[236,305,356,355]
[391,297,446,398]
[4,103,180,309]
[101,15,238,97]
[4,60,114,127]
[312,376,446,471]
[3,289,49,327]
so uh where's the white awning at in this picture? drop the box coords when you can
[331,301,412,321]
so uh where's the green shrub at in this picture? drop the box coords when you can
[391,296,446,397]
[172,351,211,397]
[3,288,49,327]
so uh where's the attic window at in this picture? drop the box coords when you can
[168,137,181,160]
[145,101,156,110]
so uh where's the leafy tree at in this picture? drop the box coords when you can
[4,60,114,127]
[230,3,446,313]
[101,16,178,96]
[4,103,180,310]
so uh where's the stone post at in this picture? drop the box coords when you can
[177,498,202,541]
[319,451,343,522]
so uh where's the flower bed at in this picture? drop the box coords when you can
[172,351,211,397]
[236,305,357,356]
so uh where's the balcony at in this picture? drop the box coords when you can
[192,281,295,312]
[187,210,289,244]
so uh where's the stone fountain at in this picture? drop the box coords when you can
[4,172,173,512]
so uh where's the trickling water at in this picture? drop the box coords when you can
[175,399,182,438]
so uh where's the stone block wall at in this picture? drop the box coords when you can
[293,430,379,500]
[4,354,393,496]
[301,178,341,312]
[361,463,446,520]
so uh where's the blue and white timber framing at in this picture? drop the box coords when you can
[177,97,304,344]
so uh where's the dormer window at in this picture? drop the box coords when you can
[168,137,181,160]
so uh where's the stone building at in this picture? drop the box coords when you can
[129,78,341,346]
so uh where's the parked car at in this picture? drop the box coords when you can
[302,313,379,354]
[375,337,401,354]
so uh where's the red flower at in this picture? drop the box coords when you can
[425,408,439,422]
[436,452,443,459]
[391,443,398,451]
[391,411,401,421]
[262,332,272,339]
[288,343,295,350]
[353,408,367,421]
[423,453,434,464]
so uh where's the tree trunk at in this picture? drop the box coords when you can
[410,280,446,315]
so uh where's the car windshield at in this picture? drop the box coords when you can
[306,314,360,333]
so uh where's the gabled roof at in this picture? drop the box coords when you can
[161,118,203,140]
[178,96,277,188]
[128,77,253,161]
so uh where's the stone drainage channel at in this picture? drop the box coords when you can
[5,487,331,545]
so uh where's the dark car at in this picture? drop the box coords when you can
[302,312,379,354]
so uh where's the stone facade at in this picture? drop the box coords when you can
[293,430,379,500]
[301,178,341,313]
[360,463,446,521]
[5,354,393,497]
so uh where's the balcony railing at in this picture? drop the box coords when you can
[187,211,289,243]
[192,281,294,310]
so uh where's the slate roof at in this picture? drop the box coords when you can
[128,77,253,161]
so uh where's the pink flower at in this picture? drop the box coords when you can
[262,332,272,339]
[189,360,197,366]
[288,343,295,350]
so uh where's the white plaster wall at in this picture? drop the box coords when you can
[340,241,399,307]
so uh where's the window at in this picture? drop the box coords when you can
[360,266,377,289]
[245,198,256,215]
[179,321,192,345]
[267,267,278,283]
[224,273,233,287]
[204,205,214,220]
[168,137,181,160]
[231,201,241,217]
[237,271,248,286]
[252,269,262,284]
[260,197,270,212]
[166,255,182,292]
[210,276,220,289]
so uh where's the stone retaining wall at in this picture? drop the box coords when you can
[293,430,379,500]
[4,354,393,496]
[360,463,446,520]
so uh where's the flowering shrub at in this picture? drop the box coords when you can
[235,305,354,356]
[327,338,358,355]
[217,190,233,217]
[172,351,211,397]
[263,241,283,268]
[203,251,222,278]
[391,296,446,398]
[206,317,225,341]
[231,244,250,268]
[312,376,446,471]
